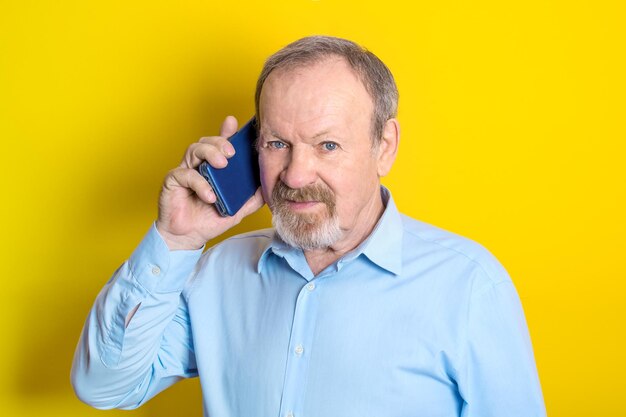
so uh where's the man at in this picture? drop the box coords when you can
[72,36,546,416]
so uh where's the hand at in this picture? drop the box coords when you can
[155,116,265,250]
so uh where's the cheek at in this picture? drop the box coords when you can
[330,163,379,216]
[259,157,279,204]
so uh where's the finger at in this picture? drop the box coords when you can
[181,142,229,169]
[165,167,216,204]
[220,115,238,138]
[198,136,235,159]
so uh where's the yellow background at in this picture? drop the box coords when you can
[1,1,624,416]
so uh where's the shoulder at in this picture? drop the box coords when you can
[212,227,275,250]
[202,227,275,262]
[399,214,511,287]
[184,228,274,293]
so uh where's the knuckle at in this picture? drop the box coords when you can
[175,167,191,180]
[163,168,181,189]
[166,167,181,179]
[180,147,195,167]
[194,142,224,161]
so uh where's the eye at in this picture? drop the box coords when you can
[322,142,339,151]
[266,140,287,149]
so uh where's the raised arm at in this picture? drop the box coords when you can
[71,116,264,408]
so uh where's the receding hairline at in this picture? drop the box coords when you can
[254,36,399,145]
[257,55,374,115]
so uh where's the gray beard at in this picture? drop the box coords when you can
[272,209,342,250]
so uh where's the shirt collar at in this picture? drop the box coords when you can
[354,186,403,276]
[257,186,404,277]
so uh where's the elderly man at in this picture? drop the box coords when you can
[72,36,546,417]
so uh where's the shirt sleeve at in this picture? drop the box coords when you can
[457,277,547,417]
[70,223,204,409]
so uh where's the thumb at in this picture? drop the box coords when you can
[220,115,239,138]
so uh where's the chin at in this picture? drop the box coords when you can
[272,212,342,250]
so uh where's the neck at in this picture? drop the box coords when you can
[303,191,385,275]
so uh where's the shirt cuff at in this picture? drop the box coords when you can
[129,223,204,294]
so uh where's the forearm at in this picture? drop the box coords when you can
[71,224,203,409]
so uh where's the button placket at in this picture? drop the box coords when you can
[278,280,321,417]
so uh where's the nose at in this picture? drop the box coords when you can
[280,146,317,189]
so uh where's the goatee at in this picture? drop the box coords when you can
[270,181,342,250]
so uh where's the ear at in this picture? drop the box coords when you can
[376,118,400,177]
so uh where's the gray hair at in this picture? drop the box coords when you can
[254,36,399,146]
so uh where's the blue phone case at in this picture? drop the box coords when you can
[198,118,260,216]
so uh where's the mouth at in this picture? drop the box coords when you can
[271,181,336,216]
[285,199,322,211]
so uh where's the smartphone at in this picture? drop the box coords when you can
[198,118,260,216]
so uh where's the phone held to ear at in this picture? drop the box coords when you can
[198,118,261,217]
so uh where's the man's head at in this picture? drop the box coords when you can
[255,36,400,251]
[255,36,399,147]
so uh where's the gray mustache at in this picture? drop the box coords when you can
[272,182,336,209]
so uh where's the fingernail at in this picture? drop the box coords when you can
[217,154,228,166]
[223,143,235,157]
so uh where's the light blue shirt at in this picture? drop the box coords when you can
[71,188,545,417]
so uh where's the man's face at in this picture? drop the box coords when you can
[257,57,389,250]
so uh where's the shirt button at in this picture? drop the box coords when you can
[286,412,294,417]
[294,344,304,356]
[306,282,315,291]
[151,266,161,276]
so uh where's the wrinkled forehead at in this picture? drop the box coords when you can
[259,62,374,141]
[259,58,373,125]
[259,55,372,104]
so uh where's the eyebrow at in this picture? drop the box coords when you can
[264,129,332,142]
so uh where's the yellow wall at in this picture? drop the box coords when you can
[1,1,624,416]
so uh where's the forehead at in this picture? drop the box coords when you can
[259,58,373,132]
